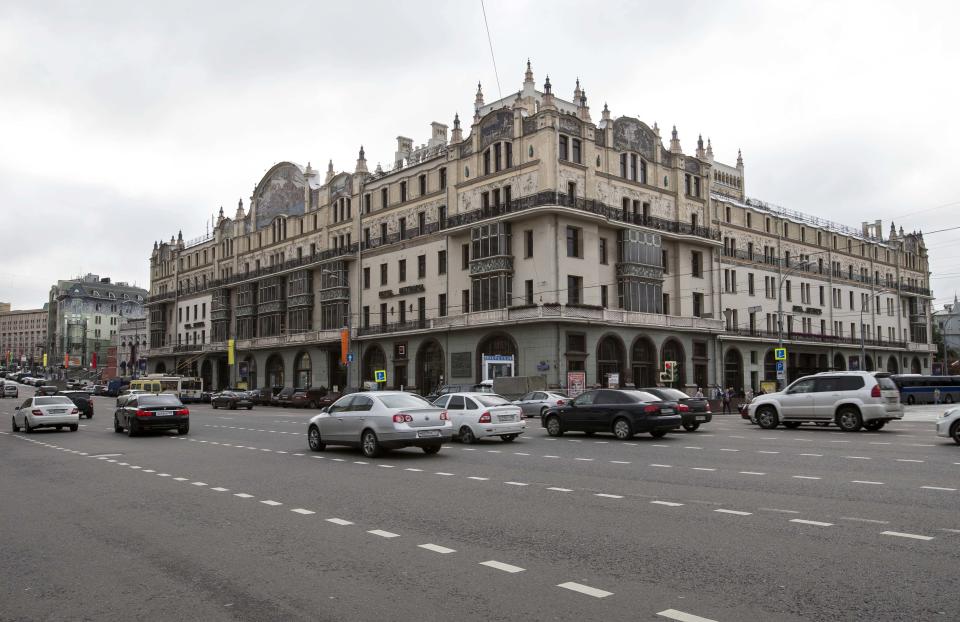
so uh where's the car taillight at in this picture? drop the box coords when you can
[678,404,690,412]
[176,408,189,416]
[70,408,79,414]
[392,413,413,423]
[135,409,152,417]
[440,410,449,421]
[555,399,565,406]
[871,384,881,398]
[478,411,492,423]
[31,409,43,416]
[643,404,659,413]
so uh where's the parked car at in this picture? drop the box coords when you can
[306,391,452,457]
[57,391,94,419]
[2,384,19,399]
[32,377,48,387]
[211,391,254,410]
[290,387,334,409]
[37,385,60,397]
[424,383,493,402]
[113,393,190,436]
[251,386,282,406]
[199,391,213,403]
[541,389,682,439]
[748,371,903,432]
[433,392,525,443]
[513,391,569,418]
[91,384,108,396]
[12,396,80,433]
[936,407,960,444]
[641,387,711,431]
[272,387,297,407]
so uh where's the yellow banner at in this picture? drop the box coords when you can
[227,339,235,365]
[42,353,47,367]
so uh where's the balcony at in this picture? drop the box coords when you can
[356,304,724,337]
[722,327,907,349]
[234,329,343,351]
[469,255,514,276]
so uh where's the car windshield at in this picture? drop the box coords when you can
[473,395,512,406]
[619,390,662,402]
[654,388,689,400]
[138,395,183,407]
[548,392,568,399]
[876,376,898,390]
[378,394,432,409]
[35,397,73,405]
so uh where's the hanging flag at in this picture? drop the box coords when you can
[91,351,98,369]
[227,339,235,365]
[340,328,350,365]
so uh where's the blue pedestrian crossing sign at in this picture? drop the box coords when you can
[774,347,787,361]
[374,369,387,383]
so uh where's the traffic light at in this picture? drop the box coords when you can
[660,361,677,383]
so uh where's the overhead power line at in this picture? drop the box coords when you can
[479,0,502,100]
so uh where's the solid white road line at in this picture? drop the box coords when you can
[714,509,752,516]
[418,543,456,554]
[790,519,833,527]
[234,493,254,498]
[260,500,283,506]
[657,609,718,622]
[291,508,315,515]
[480,560,525,573]
[921,486,957,491]
[556,582,612,598]
[882,531,934,541]
[651,500,684,507]
[326,518,353,526]
[368,529,400,538]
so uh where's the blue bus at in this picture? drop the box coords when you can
[890,375,960,405]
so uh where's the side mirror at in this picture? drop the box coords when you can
[319,406,329,414]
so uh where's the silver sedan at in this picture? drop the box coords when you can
[306,391,453,458]
[513,391,569,418]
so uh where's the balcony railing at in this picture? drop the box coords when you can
[722,327,907,349]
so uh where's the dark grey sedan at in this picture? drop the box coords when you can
[211,391,254,410]
[641,387,712,431]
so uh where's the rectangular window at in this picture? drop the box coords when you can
[620,153,627,178]
[462,289,470,313]
[693,292,704,317]
[462,243,470,269]
[566,226,582,258]
[398,259,406,282]
[524,230,533,258]
[438,250,447,275]
[748,273,755,296]
[417,254,426,279]
[380,303,387,326]
[691,251,703,278]
[662,250,668,273]
[525,279,534,305]
[438,294,447,317]
[559,135,568,161]
[400,181,407,203]
[571,138,581,164]
[363,267,370,289]
[380,263,388,286]
[567,275,583,305]
[505,142,513,168]
[600,285,608,308]
[418,211,426,235]
[630,153,638,181]
[362,306,370,329]
[494,143,502,171]
[399,217,407,240]
[419,174,426,196]
[381,187,388,209]
[439,167,447,190]
[599,238,608,265]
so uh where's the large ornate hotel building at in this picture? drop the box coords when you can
[145,63,935,394]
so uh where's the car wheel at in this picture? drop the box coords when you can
[307,425,325,451]
[863,420,885,431]
[945,395,954,404]
[613,417,633,440]
[11,416,19,432]
[69,424,78,432]
[422,444,442,454]
[836,407,863,432]
[756,407,779,429]
[178,423,189,435]
[126,420,138,437]
[682,422,700,432]
[951,421,960,445]
[230,401,237,410]
[212,402,218,409]
[361,429,382,458]
[459,426,477,444]
[783,422,801,429]
[545,416,563,437]
[114,415,123,433]
[650,430,668,439]
[247,405,253,410]
[308,401,317,409]
[907,395,915,405]
[500,434,518,442]
[23,418,32,434]
[540,406,548,418]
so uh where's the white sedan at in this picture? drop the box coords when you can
[433,392,525,443]
[935,407,960,444]
[12,396,80,433]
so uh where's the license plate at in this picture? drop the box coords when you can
[497,415,515,422]
[50,409,66,414]
[155,410,174,417]
[417,430,440,438]
[660,408,673,414]
[696,416,706,421]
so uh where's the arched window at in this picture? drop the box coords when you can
[596,335,625,388]
[294,351,312,388]
[630,337,656,388]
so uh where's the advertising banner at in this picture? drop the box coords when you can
[567,371,586,397]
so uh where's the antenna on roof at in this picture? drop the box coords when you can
[479,0,502,99]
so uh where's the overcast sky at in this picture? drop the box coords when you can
[1,0,958,311]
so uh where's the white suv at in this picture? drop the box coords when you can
[748,371,902,432]
[935,407,960,444]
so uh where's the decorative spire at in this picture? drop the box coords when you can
[543,75,552,94]
[541,75,556,110]
[375,162,383,174]
[578,88,591,123]
[696,133,705,158]
[236,198,245,219]
[177,230,183,241]
[736,148,743,168]
[451,113,463,143]
[524,58,534,85]
[670,125,681,154]
[218,205,224,218]
[326,159,335,183]
[706,138,714,160]
[359,145,365,160]
[573,77,582,101]
[475,81,484,107]
[355,145,368,174]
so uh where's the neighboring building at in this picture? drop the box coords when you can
[0,302,11,313]
[145,62,935,394]
[113,316,149,378]
[46,274,148,372]
[0,306,48,368]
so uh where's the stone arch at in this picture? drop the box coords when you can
[417,339,445,395]
[294,351,312,388]
[476,332,518,382]
[362,344,387,385]
[864,354,874,372]
[630,335,657,388]
[911,356,922,374]
[723,348,743,392]
[265,353,285,388]
[154,361,167,374]
[833,352,846,371]
[596,333,626,387]
[660,338,687,386]
[886,356,899,374]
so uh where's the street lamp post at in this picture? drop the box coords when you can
[776,260,810,389]
[860,289,892,372]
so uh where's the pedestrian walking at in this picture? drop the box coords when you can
[694,386,704,399]
[722,387,732,414]
[934,387,941,405]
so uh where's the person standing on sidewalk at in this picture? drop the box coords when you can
[722,387,732,414]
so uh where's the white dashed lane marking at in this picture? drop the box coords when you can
[211,487,229,492]
[291,508,315,515]
[595,493,624,499]
[480,560,525,573]
[234,493,253,498]
[792,475,821,480]
[882,531,934,541]
[418,543,456,554]
[715,509,752,516]
[852,481,885,485]
[790,519,833,527]
[921,486,956,491]
[651,500,684,507]
[368,529,400,538]
[657,609,719,622]
[556,582,612,598]
[326,518,353,526]
[260,500,282,506]
[547,487,573,492]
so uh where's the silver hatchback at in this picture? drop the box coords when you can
[513,391,569,418]
[307,391,453,458]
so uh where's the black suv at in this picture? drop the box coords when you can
[57,391,94,419]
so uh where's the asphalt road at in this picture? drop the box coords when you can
[1,387,958,621]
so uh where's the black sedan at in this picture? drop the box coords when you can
[114,394,189,436]
[541,389,682,439]
[57,390,94,419]
[641,387,712,431]
[211,391,254,410]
